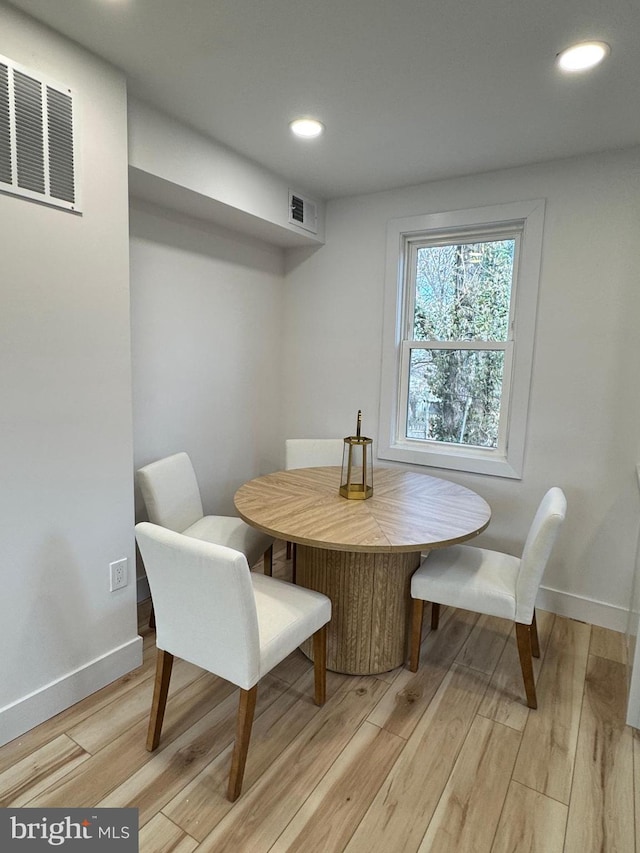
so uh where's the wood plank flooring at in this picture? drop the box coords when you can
[1,541,637,852]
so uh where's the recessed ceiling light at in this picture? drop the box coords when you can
[556,41,610,72]
[290,118,324,139]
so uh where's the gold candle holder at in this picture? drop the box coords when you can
[339,410,373,500]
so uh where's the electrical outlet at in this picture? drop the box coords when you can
[109,558,128,592]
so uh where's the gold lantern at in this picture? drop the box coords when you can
[339,410,373,500]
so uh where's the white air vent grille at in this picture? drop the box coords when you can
[0,63,12,185]
[288,190,318,234]
[0,54,79,212]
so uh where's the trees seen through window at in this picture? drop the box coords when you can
[406,239,515,449]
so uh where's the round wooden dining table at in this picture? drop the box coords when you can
[234,466,491,675]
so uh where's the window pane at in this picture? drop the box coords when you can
[413,240,514,342]
[407,348,504,448]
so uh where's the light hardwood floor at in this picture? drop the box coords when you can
[1,541,637,852]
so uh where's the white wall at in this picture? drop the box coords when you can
[0,5,140,745]
[130,200,285,538]
[283,148,640,630]
[626,467,640,725]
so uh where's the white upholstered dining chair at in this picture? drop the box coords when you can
[135,522,331,801]
[285,438,344,471]
[284,438,344,575]
[137,451,274,573]
[409,487,567,709]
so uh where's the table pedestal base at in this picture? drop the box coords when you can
[296,545,421,675]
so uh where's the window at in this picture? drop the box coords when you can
[379,200,545,478]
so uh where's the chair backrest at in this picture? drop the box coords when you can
[135,522,261,688]
[515,487,567,623]
[137,452,204,532]
[285,438,344,470]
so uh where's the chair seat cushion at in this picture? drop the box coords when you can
[183,515,273,568]
[251,573,331,677]
[411,545,521,621]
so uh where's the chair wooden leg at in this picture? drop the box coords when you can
[431,602,440,630]
[312,625,327,705]
[409,598,424,672]
[530,609,540,658]
[146,649,173,751]
[263,545,273,576]
[227,685,258,802]
[515,622,537,709]
[291,543,297,584]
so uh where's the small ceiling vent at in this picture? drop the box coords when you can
[288,190,318,234]
[0,54,79,213]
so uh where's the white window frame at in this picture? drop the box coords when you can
[378,200,545,479]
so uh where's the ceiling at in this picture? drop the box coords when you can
[6,0,640,200]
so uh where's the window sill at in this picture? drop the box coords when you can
[377,440,522,479]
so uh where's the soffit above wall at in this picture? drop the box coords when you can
[128,167,323,249]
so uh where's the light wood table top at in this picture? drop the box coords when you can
[234,466,491,553]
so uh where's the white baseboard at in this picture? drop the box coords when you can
[537,584,629,633]
[0,636,143,747]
